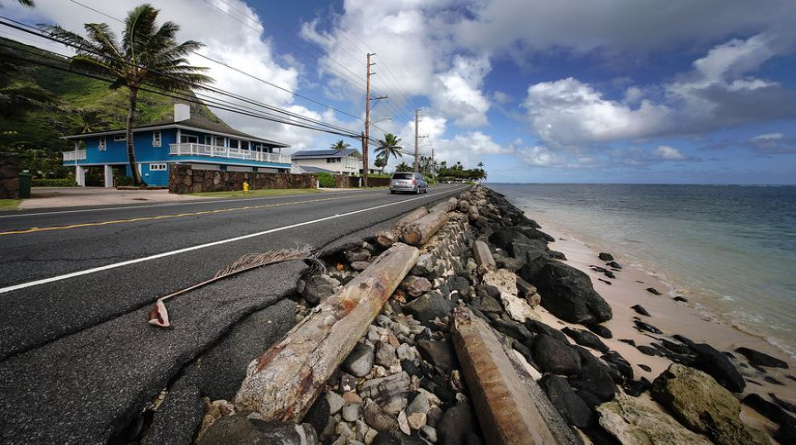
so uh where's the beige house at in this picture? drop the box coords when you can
[291,149,363,176]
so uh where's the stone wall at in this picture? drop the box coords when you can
[0,153,20,199]
[169,164,317,194]
[334,176,392,188]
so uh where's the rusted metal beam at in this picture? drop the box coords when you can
[401,211,449,246]
[452,308,559,445]
[234,243,420,422]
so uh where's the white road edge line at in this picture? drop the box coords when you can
[0,186,468,295]
[0,189,377,219]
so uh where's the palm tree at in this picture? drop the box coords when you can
[373,155,387,172]
[331,140,350,151]
[46,4,212,186]
[395,162,412,173]
[375,133,403,161]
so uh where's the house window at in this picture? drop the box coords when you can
[98,137,107,151]
[229,139,239,149]
[326,158,341,163]
[152,131,162,147]
[180,134,198,144]
[149,163,167,171]
[113,134,126,141]
[205,135,214,146]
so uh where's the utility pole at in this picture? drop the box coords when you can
[364,53,387,187]
[414,109,420,173]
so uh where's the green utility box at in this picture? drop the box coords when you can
[18,172,31,199]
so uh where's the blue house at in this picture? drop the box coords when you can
[62,104,291,187]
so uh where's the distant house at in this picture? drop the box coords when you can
[291,149,363,176]
[61,104,291,187]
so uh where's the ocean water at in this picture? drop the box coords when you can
[490,184,796,358]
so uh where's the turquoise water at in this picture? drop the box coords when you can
[490,184,796,358]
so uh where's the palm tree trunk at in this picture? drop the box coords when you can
[126,86,145,186]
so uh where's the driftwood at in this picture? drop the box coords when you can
[395,206,429,231]
[234,243,420,421]
[401,211,449,246]
[452,308,558,445]
[472,240,496,269]
[429,197,457,214]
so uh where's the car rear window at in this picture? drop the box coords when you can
[392,173,413,179]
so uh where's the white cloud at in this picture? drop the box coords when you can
[653,146,685,160]
[746,132,796,155]
[430,55,492,127]
[523,32,796,147]
[518,146,563,166]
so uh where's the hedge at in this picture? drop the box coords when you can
[32,178,77,187]
[314,172,336,188]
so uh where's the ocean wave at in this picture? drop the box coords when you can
[718,295,736,301]
[765,337,796,362]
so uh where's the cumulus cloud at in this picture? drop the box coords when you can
[518,146,563,166]
[653,146,686,160]
[746,133,796,154]
[430,55,492,127]
[523,32,796,147]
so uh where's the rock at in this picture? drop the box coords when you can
[598,253,614,261]
[344,391,363,405]
[597,394,712,445]
[303,393,331,437]
[483,269,539,322]
[372,429,425,445]
[403,292,455,322]
[524,319,569,343]
[645,287,662,296]
[633,320,663,335]
[586,324,613,339]
[535,261,613,324]
[541,374,594,428]
[771,393,796,414]
[407,412,427,430]
[397,410,411,435]
[637,345,660,356]
[363,399,399,432]
[623,378,651,397]
[569,357,618,404]
[602,351,634,383]
[451,276,470,296]
[638,364,651,372]
[360,372,411,401]
[351,261,371,271]
[515,276,541,307]
[651,364,769,445]
[197,415,318,445]
[340,373,358,392]
[344,343,375,377]
[475,295,502,314]
[401,276,433,298]
[426,406,444,428]
[549,250,567,260]
[691,343,746,393]
[630,305,650,317]
[407,392,431,417]
[346,249,371,263]
[396,344,417,362]
[492,319,532,342]
[660,339,691,355]
[419,425,437,443]
[674,296,688,303]
[736,347,789,369]
[606,261,622,269]
[343,403,362,422]
[533,335,582,376]
[562,327,609,353]
[376,343,397,367]
[437,403,476,445]
[328,391,345,415]
[417,339,456,373]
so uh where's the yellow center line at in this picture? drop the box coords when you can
[0,194,369,236]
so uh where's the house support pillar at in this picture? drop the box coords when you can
[75,165,86,187]
[103,165,113,188]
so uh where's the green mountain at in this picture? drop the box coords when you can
[0,37,225,178]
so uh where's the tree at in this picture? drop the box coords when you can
[331,139,350,151]
[46,4,212,186]
[395,162,412,172]
[373,155,387,172]
[375,133,403,161]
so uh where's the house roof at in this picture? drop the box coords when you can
[298,166,337,173]
[291,149,361,159]
[61,117,289,148]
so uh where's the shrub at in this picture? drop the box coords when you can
[115,176,134,186]
[314,172,336,188]
[32,178,77,187]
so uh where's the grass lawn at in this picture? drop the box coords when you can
[0,199,22,211]
[191,188,323,199]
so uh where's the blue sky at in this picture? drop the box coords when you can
[4,0,796,183]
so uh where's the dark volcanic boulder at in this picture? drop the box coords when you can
[533,335,582,376]
[541,374,594,428]
[535,261,613,324]
[404,291,456,322]
[437,403,477,445]
[598,253,614,261]
[691,343,745,393]
[488,229,533,251]
[736,347,789,369]
[562,327,609,353]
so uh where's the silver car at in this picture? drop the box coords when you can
[390,172,428,194]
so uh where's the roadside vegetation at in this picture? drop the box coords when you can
[0,199,22,211]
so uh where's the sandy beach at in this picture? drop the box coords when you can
[531,218,796,439]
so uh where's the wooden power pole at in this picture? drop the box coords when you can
[364,53,375,187]
[414,109,420,173]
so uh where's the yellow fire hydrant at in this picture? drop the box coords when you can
[243,180,250,193]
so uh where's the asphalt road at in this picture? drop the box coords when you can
[0,184,468,443]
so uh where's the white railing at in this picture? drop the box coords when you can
[62,149,87,161]
[169,143,291,164]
